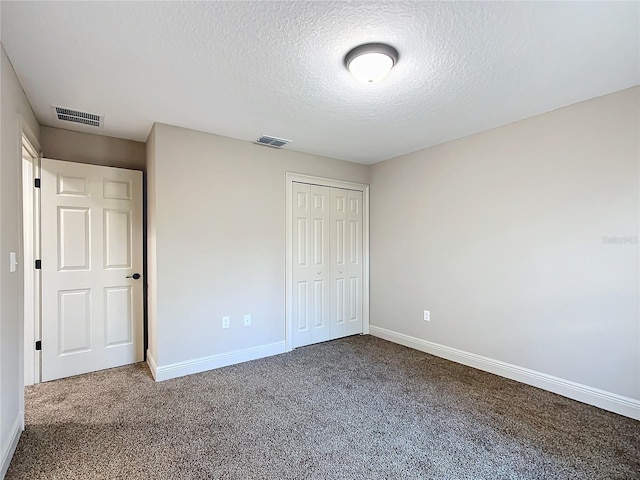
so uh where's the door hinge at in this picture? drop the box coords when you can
[35,341,41,351]
[35,259,42,269]
[34,178,41,188]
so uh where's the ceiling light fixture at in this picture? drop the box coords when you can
[344,43,399,84]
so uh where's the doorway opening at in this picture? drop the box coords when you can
[22,151,145,383]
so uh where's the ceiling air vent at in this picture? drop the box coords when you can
[255,135,291,148]
[51,105,104,128]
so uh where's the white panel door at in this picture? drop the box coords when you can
[309,185,331,344]
[41,159,143,381]
[330,188,363,340]
[292,182,311,348]
[291,183,330,348]
[292,183,363,348]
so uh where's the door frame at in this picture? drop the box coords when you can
[285,172,370,352]
[21,127,42,386]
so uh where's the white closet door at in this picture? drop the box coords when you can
[41,159,143,381]
[292,183,330,348]
[309,185,331,344]
[292,183,363,348]
[330,188,363,340]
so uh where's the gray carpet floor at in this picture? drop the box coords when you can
[6,335,640,479]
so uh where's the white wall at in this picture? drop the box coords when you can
[146,124,369,375]
[40,126,146,172]
[370,87,639,413]
[0,45,40,478]
[1,52,636,477]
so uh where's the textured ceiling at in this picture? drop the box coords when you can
[2,1,639,164]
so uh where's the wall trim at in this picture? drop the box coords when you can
[148,341,286,382]
[1,415,23,479]
[146,349,159,381]
[369,325,640,420]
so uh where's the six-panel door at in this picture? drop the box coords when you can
[41,159,143,381]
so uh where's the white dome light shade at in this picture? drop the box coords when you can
[344,43,399,84]
[348,53,394,83]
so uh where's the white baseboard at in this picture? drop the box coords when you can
[369,325,640,420]
[1,415,23,480]
[146,350,159,381]
[147,342,286,382]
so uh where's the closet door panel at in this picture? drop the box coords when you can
[345,190,364,336]
[292,183,311,348]
[309,186,330,344]
[330,188,351,339]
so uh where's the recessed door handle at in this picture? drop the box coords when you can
[126,273,141,280]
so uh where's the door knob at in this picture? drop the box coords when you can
[126,273,141,280]
[339,269,343,273]
[317,270,321,275]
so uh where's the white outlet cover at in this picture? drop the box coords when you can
[222,316,230,329]
[244,314,251,326]
[9,252,17,273]
[424,310,430,322]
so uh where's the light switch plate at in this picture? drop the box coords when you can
[9,252,17,273]
[244,314,251,327]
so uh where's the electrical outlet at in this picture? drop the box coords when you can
[222,316,230,329]
[9,252,17,273]
[424,310,430,322]
[244,314,251,327]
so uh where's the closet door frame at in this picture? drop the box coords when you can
[285,173,370,352]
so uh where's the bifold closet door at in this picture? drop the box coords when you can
[330,188,363,340]
[292,183,330,348]
[292,182,364,348]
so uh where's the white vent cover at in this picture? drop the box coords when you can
[51,105,104,128]
[255,135,291,148]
